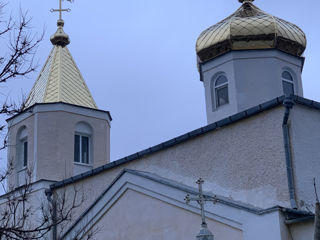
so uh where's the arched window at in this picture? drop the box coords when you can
[214,75,229,108]
[282,71,294,96]
[16,126,28,169]
[74,122,92,165]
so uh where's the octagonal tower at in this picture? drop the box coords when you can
[197,0,306,124]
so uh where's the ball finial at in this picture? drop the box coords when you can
[239,0,254,3]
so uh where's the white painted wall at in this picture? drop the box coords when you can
[243,211,284,240]
[83,189,242,240]
[290,104,320,209]
[289,221,314,240]
[201,50,304,124]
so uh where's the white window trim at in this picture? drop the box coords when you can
[213,75,229,109]
[17,136,28,169]
[22,138,28,167]
[282,71,294,95]
[74,132,92,165]
[74,161,93,167]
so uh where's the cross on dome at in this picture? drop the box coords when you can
[25,0,97,109]
[50,0,71,21]
[50,0,72,47]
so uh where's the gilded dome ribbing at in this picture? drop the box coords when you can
[196,1,306,63]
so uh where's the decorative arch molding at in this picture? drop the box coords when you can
[75,121,93,135]
[16,126,27,141]
[281,66,297,80]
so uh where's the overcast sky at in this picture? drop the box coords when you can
[1,0,320,164]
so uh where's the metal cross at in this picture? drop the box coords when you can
[185,178,217,228]
[50,0,71,20]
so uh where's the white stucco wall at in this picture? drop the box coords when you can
[82,189,242,240]
[290,104,320,209]
[6,103,111,187]
[35,110,110,180]
[57,106,291,231]
[289,221,314,240]
[7,114,35,189]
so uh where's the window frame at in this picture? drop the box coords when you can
[74,132,91,165]
[16,126,28,170]
[22,138,28,167]
[282,71,294,96]
[212,74,229,109]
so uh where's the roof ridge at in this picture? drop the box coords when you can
[63,47,97,108]
[44,47,58,103]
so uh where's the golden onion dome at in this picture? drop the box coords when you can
[196,0,306,63]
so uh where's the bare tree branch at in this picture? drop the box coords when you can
[0,171,91,239]
[0,2,96,239]
[0,7,43,84]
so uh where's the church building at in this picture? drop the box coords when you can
[2,0,319,239]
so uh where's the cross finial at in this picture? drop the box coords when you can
[49,0,71,46]
[196,178,206,227]
[50,0,71,20]
[184,178,217,240]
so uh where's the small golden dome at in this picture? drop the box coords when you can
[196,1,306,63]
[50,19,70,47]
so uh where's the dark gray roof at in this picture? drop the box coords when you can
[50,95,320,190]
[6,101,112,122]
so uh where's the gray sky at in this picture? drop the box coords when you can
[1,0,320,163]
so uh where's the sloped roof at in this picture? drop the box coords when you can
[48,95,320,191]
[25,45,97,109]
[50,95,320,190]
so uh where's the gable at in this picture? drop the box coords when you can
[81,189,242,240]
[61,170,247,239]
[61,170,299,240]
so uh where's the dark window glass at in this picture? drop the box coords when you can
[23,141,28,167]
[216,86,229,107]
[282,71,293,81]
[74,135,80,163]
[215,75,228,86]
[283,81,294,96]
[81,136,89,164]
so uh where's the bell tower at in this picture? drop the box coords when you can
[196,0,306,124]
[6,1,111,190]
